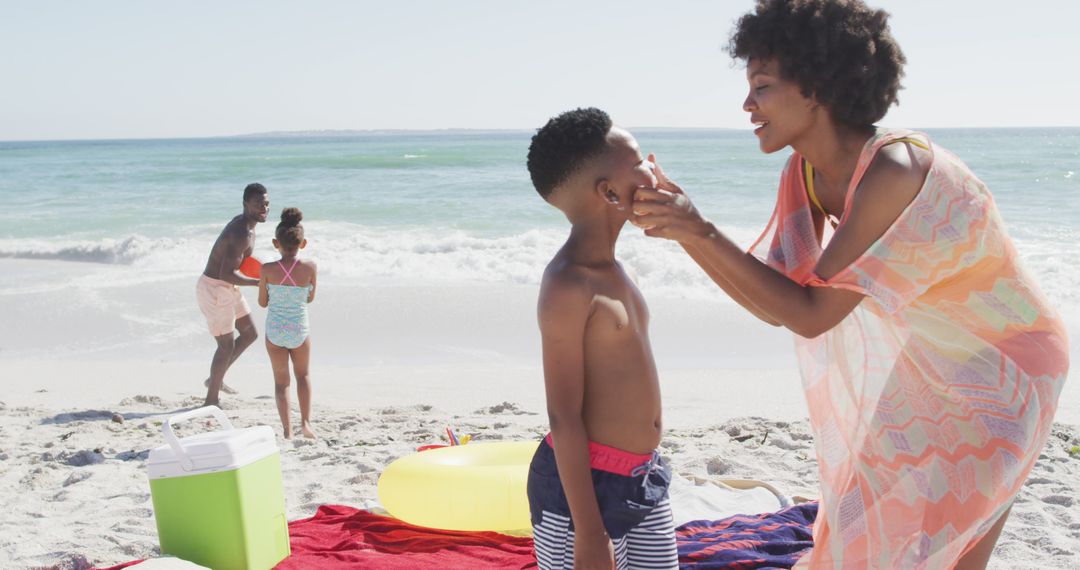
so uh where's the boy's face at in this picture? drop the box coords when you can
[602,128,657,215]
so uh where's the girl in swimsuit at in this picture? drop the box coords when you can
[258,207,318,439]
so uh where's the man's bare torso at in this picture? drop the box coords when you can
[203,215,255,280]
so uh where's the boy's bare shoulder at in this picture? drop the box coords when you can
[538,259,594,316]
[618,260,639,285]
[541,258,592,292]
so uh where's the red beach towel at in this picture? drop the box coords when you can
[275,504,537,569]
[96,505,536,570]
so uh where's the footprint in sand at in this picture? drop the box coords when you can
[62,471,93,487]
[660,439,683,453]
[707,456,732,476]
[345,474,376,485]
[767,433,805,451]
[349,455,380,470]
[62,449,105,466]
[133,395,167,407]
[116,449,150,461]
[302,482,324,503]
[1042,494,1075,508]
[124,507,155,519]
[789,430,814,441]
[291,438,317,449]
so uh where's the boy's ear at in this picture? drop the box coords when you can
[595,179,620,204]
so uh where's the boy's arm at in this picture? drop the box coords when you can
[307,262,317,303]
[257,271,268,308]
[538,274,611,559]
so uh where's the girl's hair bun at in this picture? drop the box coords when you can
[280,207,303,226]
[276,207,305,247]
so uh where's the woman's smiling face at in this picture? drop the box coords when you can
[742,58,818,154]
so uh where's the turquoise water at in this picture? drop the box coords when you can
[0,130,786,239]
[1,128,1077,311]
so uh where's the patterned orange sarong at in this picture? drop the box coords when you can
[749,130,1069,568]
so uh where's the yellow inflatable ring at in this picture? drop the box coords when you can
[377,440,539,531]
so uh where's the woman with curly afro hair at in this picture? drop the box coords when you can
[631,1,1068,568]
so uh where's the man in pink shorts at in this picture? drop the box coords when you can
[196,182,269,406]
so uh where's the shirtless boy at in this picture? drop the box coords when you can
[196,182,269,406]
[525,108,678,570]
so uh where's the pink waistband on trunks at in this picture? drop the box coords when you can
[544,433,655,477]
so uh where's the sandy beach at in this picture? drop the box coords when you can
[4,0,1079,565]
[2,370,1078,570]
[1,256,1078,569]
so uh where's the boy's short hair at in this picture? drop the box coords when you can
[243,182,267,203]
[527,107,613,199]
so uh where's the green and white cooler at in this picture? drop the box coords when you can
[147,406,290,570]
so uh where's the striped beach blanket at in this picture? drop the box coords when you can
[677,502,817,569]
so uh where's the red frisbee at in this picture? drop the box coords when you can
[239,256,261,279]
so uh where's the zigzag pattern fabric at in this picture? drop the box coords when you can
[748,130,1069,568]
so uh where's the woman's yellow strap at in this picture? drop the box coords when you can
[891,136,930,150]
[803,159,835,227]
[804,160,822,213]
[803,136,927,227]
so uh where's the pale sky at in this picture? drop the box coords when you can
[2,0,1078,141]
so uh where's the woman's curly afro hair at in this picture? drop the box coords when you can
[728,0,906,128]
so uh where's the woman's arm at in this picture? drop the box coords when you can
[679,241,781,326]
[671,227,863,337]
[633,147,927,337]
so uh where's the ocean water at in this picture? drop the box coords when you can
[1,128,1078,359]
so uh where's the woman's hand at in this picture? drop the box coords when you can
[631,154,713,243]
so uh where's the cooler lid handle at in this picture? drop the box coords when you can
[162,405,235,472]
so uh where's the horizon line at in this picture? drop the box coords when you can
[3,124,1079,144]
